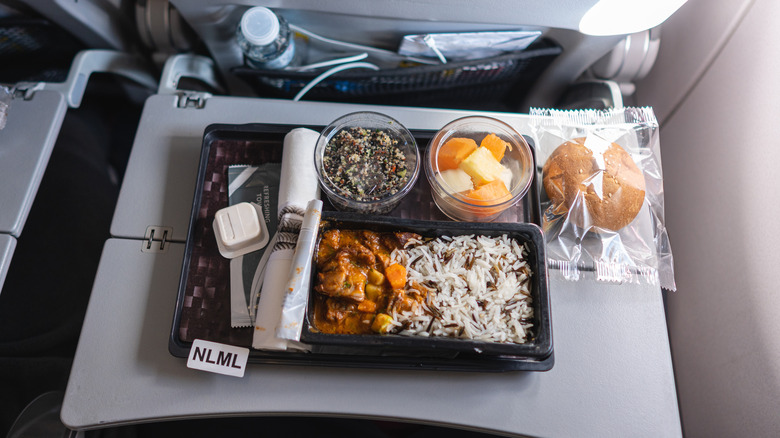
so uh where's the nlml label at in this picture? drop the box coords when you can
[187,339,249,377]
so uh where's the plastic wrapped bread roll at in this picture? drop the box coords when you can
[542,136,646,231]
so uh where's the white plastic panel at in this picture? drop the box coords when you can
[168,1,669,106]
[0,90,67,236]
[171,0,688,36]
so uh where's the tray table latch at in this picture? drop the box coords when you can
[142,225,173,253]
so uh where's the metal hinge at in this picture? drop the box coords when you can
[177,91,211,109]
[11,82,45,101]
[158,54,221,109]
[142,225,173,253]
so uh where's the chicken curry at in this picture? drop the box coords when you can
[312,228,424,335]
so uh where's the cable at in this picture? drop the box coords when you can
[287,53,368,72]
[293,61,380,102]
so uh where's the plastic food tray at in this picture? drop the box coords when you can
[169,122,552,371]
[303,211,552,359]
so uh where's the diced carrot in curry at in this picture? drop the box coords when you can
[385,263,407,290]
[437,137,478,171]
[357,300,377,313]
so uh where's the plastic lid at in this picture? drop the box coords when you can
[240,6,280,46]
[213,202,269,258]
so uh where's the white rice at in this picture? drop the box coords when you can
[390,234,534,344]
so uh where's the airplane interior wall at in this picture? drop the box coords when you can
[635,0,780,436]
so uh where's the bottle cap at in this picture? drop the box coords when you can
[240,6,280,46]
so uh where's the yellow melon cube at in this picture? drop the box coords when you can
[458,147,506,186]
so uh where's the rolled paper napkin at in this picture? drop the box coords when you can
[278,127,321,217]
[269,127,321,265]
[251,128,320,349]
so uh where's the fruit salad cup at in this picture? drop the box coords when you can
[425,116,534,222]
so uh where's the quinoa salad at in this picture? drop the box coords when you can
[323,127,410,202]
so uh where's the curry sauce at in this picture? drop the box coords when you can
[312,228,423,335]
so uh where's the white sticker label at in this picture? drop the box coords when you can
[187,339,249,378]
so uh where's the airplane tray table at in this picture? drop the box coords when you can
[62,95,680,436]
[169,122,552,371]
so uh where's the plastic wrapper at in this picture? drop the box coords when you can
[276,199,322,342]
[398,31,541,63]
[0,85,11,130]
[529,107,676,291]
[226,164,281,328]
[251,128,320,350]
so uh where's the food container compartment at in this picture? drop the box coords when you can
[301,210,552,359]
[425,116,534,222]
[314,111,420,214]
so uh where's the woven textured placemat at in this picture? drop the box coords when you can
[179,137,283,346]
[177,129,528,348]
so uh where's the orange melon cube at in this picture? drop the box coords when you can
[462,179,512,205]
[480,133,511,162]
[437,137,478,171]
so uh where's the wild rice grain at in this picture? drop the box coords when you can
[390,234,534,344]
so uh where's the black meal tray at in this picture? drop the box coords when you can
[169,122,553,372]
[303,211,552,359]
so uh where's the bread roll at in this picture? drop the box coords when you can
[542,137,646,231]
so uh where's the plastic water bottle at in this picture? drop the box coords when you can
[236,6,297,70]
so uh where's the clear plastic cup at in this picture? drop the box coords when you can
[315,112,420,214]
[425,116,534,222]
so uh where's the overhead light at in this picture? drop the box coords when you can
[579,0,687,36]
